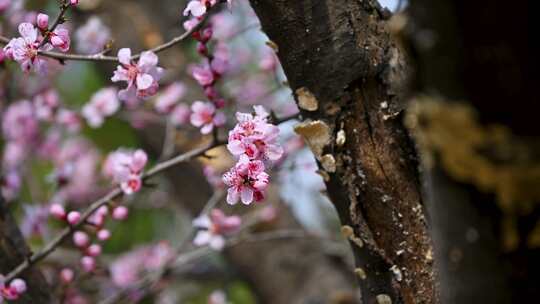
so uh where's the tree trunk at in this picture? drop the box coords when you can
[1,196,54,303]
[405,0,540,303]
[248,1,437,303]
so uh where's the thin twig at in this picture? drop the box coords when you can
[0,15,208,63]
[98,229,310,304]
[38,0,71,48]
[2,141,220,282]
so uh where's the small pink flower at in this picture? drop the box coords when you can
[75,17,111,54]
[190,62,214,86]
[67,211,81,225]
[87,244,102,257]
[0,170,22,202]
[112,206,129,220]
[82,87,120,128]
[49,203,66,219]
[223,156,269,205]
[190,101,225,134]
[1,276,27,301]
[56,109,82,133]
[111,48,164,102]
[227,106,283,162]
[33,89,60,121]
[80,256,96,272]
[60,268,75,284]
[73,231,90,248]
[169,103,191,126]
[103,149,147,195]
[193,209,241,250]
[36,13,49,29]
[183,0,217,17]
[49,27,71,52]
[154,82,186,114]
[3,22,48,73]
[97,229,111,241]
[208,290,227,304]
[2,100,38,143]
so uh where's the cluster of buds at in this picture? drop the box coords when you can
[0,276,27,302]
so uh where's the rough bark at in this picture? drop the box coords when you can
[406,0,540,303]
[248,1,437,303]
[0,196,54,303]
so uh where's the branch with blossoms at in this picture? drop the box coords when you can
[0,0,310,301]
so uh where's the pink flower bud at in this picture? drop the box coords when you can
[97,229,111,241]
[67,211,81,225]
[60,268,75,284]
[86,244,102,257]
[49,203,66,219]
[197,42,208,55]
[112,206,129,220]
[9,278,27,294]
[80,256,95,272]
[97,205,109,217]
[70,0,78,5]
[73,231,89,248]
[201,28,213,42]
[37,13,49,30]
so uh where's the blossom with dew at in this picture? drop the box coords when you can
[193,209,241,250]
[111,48,163,102]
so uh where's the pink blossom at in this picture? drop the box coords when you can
[33,89,60,121]
[193,209,241,250]
[111,48,163,102]
[0,170,21,202]
[1,276,27,301]
[208,290,227,304]
[49,203,66,219]
[97,229,111,241]
[56,109,82,133]
[67,211,81,225]
[52,138,100,204]
[183,18,200,32]
[73,231,90,248]
[36,13,49,29]
[80,256,96,272]
[223,156,270,205]
[49,26,71,52]
[60,268,75,284]
[82,87,120,128]
[154,82,186,114]
[183,0,217,17]
[169,104,191,126]
[190,62,214,86]
[75,17,111,54]
[20,205,49,237]
[203,165,224,189]
[227,106,283,162]
[2,142,27,169]
[112,206,129,220]
[3,22,48,73]
[2,100,38,143]
[110,242,173,287]
[103,149,148,195]
[86,244,102,257]
[190,101,225,134]
[0,0,11,12]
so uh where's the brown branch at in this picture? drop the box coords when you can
[2,141,221,283]
[0,15,208,63]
